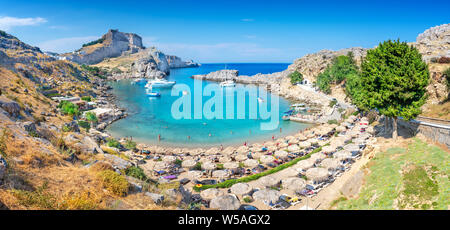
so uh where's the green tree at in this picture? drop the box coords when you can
[289,71,304,84]
[359,39,429,138]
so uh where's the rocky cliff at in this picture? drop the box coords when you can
[61,29,144,65]
[131,47,170,79]
[166,55,200,68]
[414,23,450,63]
[287,47,368,83]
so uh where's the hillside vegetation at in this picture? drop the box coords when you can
[332,138,449,210]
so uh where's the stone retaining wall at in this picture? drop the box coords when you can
[398,119,450,148]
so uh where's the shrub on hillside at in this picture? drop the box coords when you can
[82,38,105,48]
[289,71,304,84]
[106,138,121,149]
[97,170,129,196]
[315,52,359,94]
[57,101,80,116]
[125,166,147,181]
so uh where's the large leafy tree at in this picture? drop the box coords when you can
[359,39,429,138]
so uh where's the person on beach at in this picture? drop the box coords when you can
[220,144,223,151]
[272,135,275,141]
[158,134,161,142]
[280,127,282,133]
[187,136,190,140]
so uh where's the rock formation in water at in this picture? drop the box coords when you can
[131,47,170,79]
[166,55,200,68]
[61,29,145,65]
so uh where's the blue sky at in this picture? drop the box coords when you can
[0,0,449,63]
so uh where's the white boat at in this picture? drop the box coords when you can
[147,92,161,97]
[219,80,236,87]
[145,78,176,88]
[258,97,264,103]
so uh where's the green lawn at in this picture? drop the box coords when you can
[334,138,449,210]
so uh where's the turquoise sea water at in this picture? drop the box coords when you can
[106,63,310,148]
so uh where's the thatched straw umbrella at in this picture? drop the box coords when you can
[243,159,259,168]
[317,140,328,147]
[251,152,265,160]
[336,125,346,132]
[285,136,295,141]
[153,161,169,171]
[281,177,306,193]
[275,150,289,158]
[162,155,176,163]
[299,141,312,149]
[209,195,241,210]
[294,159,315,171]
[366,126,374,134]
[212,170,229,179]
[223,162,239,170]
[309,152,327,163]
[322,145,337,154]
[305,167,329,183]
[333,150,352,161]
[236,146,249,153]
[306,132,316,139]
[257,175,280,188]
[286,144,300,152]
[330,139,345,149]
[284,167,301,177]
[222,146,236,156]
[202,162,217,171]
[187,170,202,180]
[206,147,220,155]
[230,183,253,196]
[320,158,341,171]
[252,189,281,204]
[235,154,248,162]
[344,144,360,154]
[359,133,371,140]
[200,188,225,201]
[279,142,289,148]
[181,159,197,169]
[190,148,203,156]
[219,156,232,163]
[259,155,274,164]
[288,138,299,144]
[308,138,318,145]
[267,145,278,152]
[296,133,307,141]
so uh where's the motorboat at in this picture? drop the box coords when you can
[219,80,235,87]
[145,78,176,88]
[147,92,161,97]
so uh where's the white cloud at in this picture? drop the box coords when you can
[0,16,47,31]
[38,36,99,53]
[241,18,254,22]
